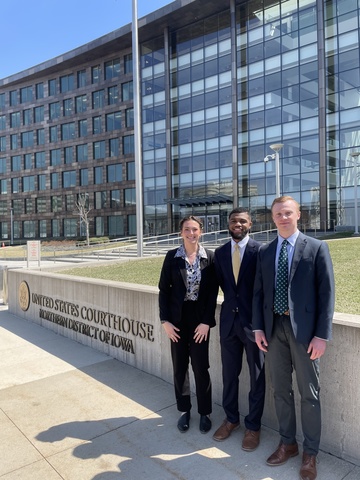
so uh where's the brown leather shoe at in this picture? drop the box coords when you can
[212,419,240,441]
[300,453,317,480]
[242,429,260,451]
[266,441,299,466]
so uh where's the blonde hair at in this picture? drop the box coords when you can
[271,196,300,212]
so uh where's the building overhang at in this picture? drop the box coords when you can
[167,194,232,207]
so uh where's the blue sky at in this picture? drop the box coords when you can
[0,0,172,79]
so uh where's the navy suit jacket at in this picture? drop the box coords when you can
[158,247,218,327]
[252,232,335,344]
[214,237,260,339]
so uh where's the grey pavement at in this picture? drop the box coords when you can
[0,306,358,480]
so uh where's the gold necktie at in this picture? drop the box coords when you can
[232,243,241,283]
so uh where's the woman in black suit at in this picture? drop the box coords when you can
[159,215,218,434]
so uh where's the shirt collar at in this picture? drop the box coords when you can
[277,229,299,247]
[231,235,250,249]
[175,244,207,259]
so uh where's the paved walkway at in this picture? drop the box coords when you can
[0,306,359,480]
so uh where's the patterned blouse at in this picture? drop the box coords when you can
[175,244,208,301]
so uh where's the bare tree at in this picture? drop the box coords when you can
[74,193,91,246]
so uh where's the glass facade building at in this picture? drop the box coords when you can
[0,0,359,241]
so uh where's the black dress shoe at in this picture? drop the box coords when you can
[177,411,190,432]
[199,415,212,434]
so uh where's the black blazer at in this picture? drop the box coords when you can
[158,247,218,327]
[214,237,260,339]
[252,232,335,344]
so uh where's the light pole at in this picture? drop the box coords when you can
[350,151,360,237]
[264,143,284,198]
[10,207,14,245]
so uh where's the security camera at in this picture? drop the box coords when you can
[264,155,273,163]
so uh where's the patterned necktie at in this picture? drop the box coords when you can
[232,243,241,283]
[274,240,289,314]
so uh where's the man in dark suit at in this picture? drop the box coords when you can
[212,208,265,452]
[253,196,335,480]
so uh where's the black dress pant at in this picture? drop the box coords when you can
[221,318,265,430]
[170,301,212,415]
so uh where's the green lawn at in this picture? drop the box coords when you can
[59,238,360,316]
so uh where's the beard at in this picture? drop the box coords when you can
[229,228,248,241]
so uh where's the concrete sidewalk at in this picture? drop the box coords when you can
[0,307,358,480]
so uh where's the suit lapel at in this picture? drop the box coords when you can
[289,234,307,283]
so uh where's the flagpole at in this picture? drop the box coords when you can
[132,0,143,256]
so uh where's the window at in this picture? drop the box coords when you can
[21,131,34,148]
[61,122,75,140]
[10,90,18,106]
[24,154,32,170]
[50,125,58,142]
[52,218,60,236]
[49,102,61,120]
[37,128,45,145]
[23,175,35,192]
[39,219,47,237]
[107,163,122,182]
[124,54,133,74]
[23,220,36,238]
[93,140,105,159]
[65,194,75,211]
[92,90,105,109]
[105,58,120,79]
[25,198,34,214]
[0,93,5,109]
[124,187,136,206]
[35,151,46,168]
[92,65,101,83]
[13,199,22,215]
[36,83,44,99]
[0,115,5,130]
[106,111,121,131]
[95,216,105,236]
[10,134,18,150]
[0,157,6,173]
[51,173,59,189]
[63,98,73,116]
[110,190,121,208]
[51,196,62,213]
[78,119,87,137]
[76,144,88,162]
[38,174,46,190]
[77,69,87,88]
[10,112,20,128]
[0,136,6,151]
[0,200,7,215]
[126,161,135,180]
[64,218,77,237]
[0,179,7,194]
[108,86,119,105]
[95,191,107,208]
[12,178,20,193]
[11,155,21,171]
[122,81,133,101]
[60,74,74,93]
[80,168,88,186]
[62,170,76,188]
[23,109,32,125]
[94,166,103,184]
[108,215,124,235]
[93,116,102,134]
[20,86,33,103]
[34,106,44,122]
[126,108,134,127]
[123,135,134,154]
[109,138,119,156]
[48,79,57,96]
[75,95,87,113]
[64,146,73,164]
[50,149,61,166]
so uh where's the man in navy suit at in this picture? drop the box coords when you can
[253,196,335,480]
[212,208,265,452]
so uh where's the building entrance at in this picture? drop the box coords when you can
[199,215,220,233]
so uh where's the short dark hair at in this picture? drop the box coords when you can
[228,207,252,219]
[179,215,204,231]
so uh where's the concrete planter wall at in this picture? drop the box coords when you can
[7,269,360,466]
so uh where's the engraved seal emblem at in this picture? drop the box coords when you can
[19,281,30,312]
